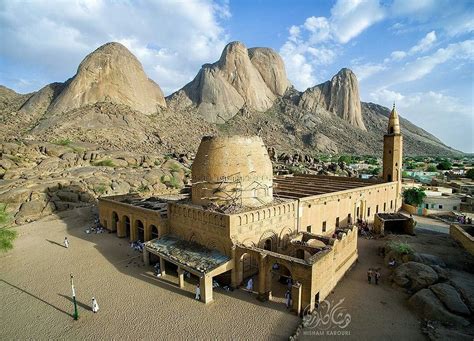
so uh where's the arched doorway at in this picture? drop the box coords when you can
[150,225,159,240]
[111,212,119,232]
[123,215,131,239]
[267,262,293,306]
[238,252,259,288]
[263,238,272,251]
[135,220,145,242]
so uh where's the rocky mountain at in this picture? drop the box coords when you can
[168,41,289,123]
[20,42,166,118]
[299,68,366,130]
[0,41,460,157]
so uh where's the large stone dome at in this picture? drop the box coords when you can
[192,135,273,207]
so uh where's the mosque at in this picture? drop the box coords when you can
[98,106,403,314]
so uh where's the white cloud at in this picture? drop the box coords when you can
[369,88,473,152]
[409,30,437,54]
[0,0,230,94]
[330,0,385,43]
[352,63,387,81]
[280,0,385,90]
[394,39,474,84]
[391,51,407,60]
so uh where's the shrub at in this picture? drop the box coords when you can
[137,184,149,193]
[92,159,115,167]
[0,203,17,252]
[94,184,107,195]
[466,169,474,180]
[403,188,426,206]
[436,160,452,170]
[161,175,181,189]
[338,155,352,164]
[425,165,437,172]
[53,138,72,146]
[388,241,414,255]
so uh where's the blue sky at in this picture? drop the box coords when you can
[0,0,473,152]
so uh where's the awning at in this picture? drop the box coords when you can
[145,235,230,274]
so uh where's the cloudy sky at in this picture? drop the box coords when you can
[0,0,473,152]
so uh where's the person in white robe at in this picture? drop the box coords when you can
[92,297,99,313]
[195,284,201,300]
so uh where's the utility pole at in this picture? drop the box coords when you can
[70,273,79,320]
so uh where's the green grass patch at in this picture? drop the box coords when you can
[94,184,107,195]
[137,184,149,193]
[53,138,72,146]
[92,159,115,167]
[0,203,17,253]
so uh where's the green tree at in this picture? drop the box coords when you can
[371,167,381,175]
[425,165,437,172]
[466,168,474,180]
[436,160,452,170]
[338,155,352,164]
[403,188,426,207]
[0,203,17,252]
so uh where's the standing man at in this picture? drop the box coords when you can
[246,278,253,292]
[92,297,99,313]
[285,290,292,309]
[195,284,201,300]
[64,237,69,249]
[375,271,381,285]
[367,269,372,284]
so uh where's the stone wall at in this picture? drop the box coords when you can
[300,181,401,235]
[450,224,474,255]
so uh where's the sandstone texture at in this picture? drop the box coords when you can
[24,42,166,117]
[299,68,366,130]
[171,41,289,123]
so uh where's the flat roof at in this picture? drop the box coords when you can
[145,235,230,274]
[274,174,381,199]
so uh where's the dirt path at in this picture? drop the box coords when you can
[0,207,300,340]
[301,236,426,340]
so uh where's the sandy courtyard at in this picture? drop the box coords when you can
[0,207,300,340]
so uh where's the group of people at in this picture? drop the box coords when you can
[458,215,472,225]
[367,268,381,285]
[63,237,100,313]
[130,241,144,252]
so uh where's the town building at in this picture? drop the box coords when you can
[98,106,403,314]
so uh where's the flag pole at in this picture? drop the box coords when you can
[70,273,79,320]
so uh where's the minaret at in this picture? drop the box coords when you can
[383,103,403,183]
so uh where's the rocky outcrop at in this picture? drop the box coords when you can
[409,289,470,327]
[170,41,289,123]
[393,261,439,291]
[23,42,166,117]
[430,283,471,316]
[299,68,366,130]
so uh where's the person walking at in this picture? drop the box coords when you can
[91,297,99,313]
[64,237,69,249]
[375,271,381,285]
[246,278,253,292]
[367,269,372,284]
[195,284,201,300]
[285,290,292,309]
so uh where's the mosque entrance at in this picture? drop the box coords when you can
[268,262,293,307]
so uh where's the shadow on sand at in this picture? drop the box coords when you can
[1,279,72,317]
[46,239,67,248]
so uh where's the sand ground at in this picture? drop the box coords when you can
[0,207,299,340]
[2,207,458,340]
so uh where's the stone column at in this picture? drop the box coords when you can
[230,246,239,288]
[177,267,185,288]
[117,219,125,238]
[159,257,166,276]
[291,282,302,316]
[143,248,150,266]
[200,275,213,304]
[257,253,268,301]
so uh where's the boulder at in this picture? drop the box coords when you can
[0,188,32,204]
[0,158,14,170]
[16,200,47,223]
[409,289,469,327]
[430,283,471,316]
[412,253,446,268]
[56,190,80,203]
[393,261,438,291]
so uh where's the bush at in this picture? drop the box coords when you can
[425,165,437,172]
[388,241,413,255]
[53,138,72,146]
[338,155,352,164]
[137,184,149,193]
[92,159,115,167]
[436,160,452,170]
[94,184,107,195]
[0,203,17,252]
[371,167,381,175]
[466,169,474,180]
[403,187,426,206]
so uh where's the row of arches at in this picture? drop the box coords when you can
[170,206,225,227]
[110,211,160,242]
